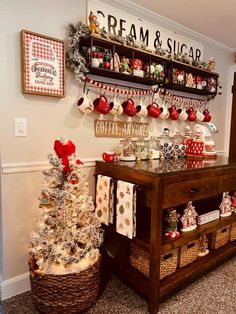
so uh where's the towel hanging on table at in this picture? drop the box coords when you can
[116,180,136,239]
[95,175,114,225]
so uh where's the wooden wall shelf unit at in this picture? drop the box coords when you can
[81,35,219,96]
[95,158,236,314]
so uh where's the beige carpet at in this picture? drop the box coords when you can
[2,256,236,314]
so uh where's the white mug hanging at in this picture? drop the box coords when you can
[77,90,94,113]
[109,95,123,116]
[196,106,205,122]
[136,98,148,118]
[159,100,169,120]
[178,107,188,121]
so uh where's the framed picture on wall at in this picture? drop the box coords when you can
[20,30,65,97]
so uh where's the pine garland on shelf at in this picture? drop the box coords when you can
[66,22,89,81]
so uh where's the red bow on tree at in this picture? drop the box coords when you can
[54,140,83,173]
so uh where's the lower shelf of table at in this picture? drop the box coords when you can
[133,213,236,253]
[103,233,236,302]
[159,241,236,298]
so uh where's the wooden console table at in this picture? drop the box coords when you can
[95,157,236,314]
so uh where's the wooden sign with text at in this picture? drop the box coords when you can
[94,120,149,138]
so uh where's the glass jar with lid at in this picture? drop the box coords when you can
[135,137,148,160]
[148,136,160,160]
[118,137,136,161]
[173,131,185,158]
[158,128,174,159]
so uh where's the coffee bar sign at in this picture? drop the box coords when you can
[88,0,203,61]
[94,120,149,138]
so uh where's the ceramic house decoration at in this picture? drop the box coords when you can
[219,192,232,217]
[181,201,198,232]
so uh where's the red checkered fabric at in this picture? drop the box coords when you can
[24,32,64,96]
[32,42,55,61]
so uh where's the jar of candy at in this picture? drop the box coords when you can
[158,128,174,159]
[173,131,185,158]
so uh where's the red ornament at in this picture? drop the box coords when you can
[70,173,79,185]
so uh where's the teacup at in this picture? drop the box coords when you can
[147,102,161,118]
[77,93,94,113]
[122,98,137,117]
[109,97,123,115]
[102,151,115,162]
[93,95,110,115]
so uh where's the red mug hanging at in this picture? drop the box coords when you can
[186,107,197,122]
[122,98,137,117]
[93,95,110,115]
[203,109,212,122]
[168,105,179,120]
[147,102,161,118]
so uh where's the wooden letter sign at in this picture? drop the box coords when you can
[94,120,149,138]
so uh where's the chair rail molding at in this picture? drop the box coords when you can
[1,158,101,174]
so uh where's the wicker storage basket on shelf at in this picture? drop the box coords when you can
[230,222,236,241]
[178,240,199,268]
[209,225,230,249]
[29,255,101,314]
[130,243,178,280]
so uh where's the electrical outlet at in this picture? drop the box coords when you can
[15,118,27,137]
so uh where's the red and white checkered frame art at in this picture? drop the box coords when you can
[21,30,65,97]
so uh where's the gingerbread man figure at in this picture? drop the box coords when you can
[89,11,100,34]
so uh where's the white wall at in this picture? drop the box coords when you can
[0,0,233,299]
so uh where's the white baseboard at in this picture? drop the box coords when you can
[1,272,30,301]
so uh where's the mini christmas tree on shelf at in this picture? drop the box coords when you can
[29,139,103,313]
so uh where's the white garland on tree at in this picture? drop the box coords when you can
[29,139,103,275]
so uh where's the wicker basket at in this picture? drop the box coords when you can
[209,225,230,249]
[230,222,236,241]
[130,243,177,280]
[30,256,101,314]
[178,240,199,267]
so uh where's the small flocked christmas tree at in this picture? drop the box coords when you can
[29,139,103,275]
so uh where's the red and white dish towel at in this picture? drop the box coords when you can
[116,180,136,239]
[95,175,114,225]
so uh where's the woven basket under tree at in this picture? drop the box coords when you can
[28,139,104,313]
[29,256,101,314]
